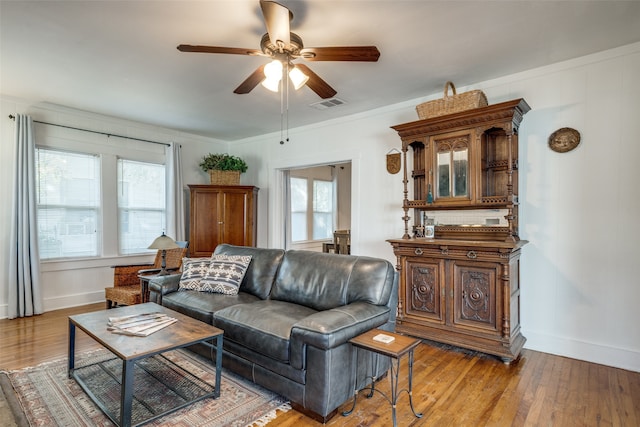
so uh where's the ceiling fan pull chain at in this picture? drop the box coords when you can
[280,70,285,144]
[286,63,290,144]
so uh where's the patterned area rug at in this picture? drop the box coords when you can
[0,348,289,426]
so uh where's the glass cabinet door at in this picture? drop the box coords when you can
[435,138,468,199]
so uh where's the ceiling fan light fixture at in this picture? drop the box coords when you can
[289,66,309,90]
[263,59,283,79]
[261,75,281,92]
[262,59,283,92]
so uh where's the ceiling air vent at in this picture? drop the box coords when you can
[309,98,347,110]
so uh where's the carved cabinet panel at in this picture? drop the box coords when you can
[405,258,445,324]
[452,261,499,333]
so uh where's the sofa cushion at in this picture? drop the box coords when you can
[270,250,396,311]
[270,251,355,310]
[163,290,260,324]
[214,300,317,363]
[199,254,252,295]
[178,257,212,290]
[214,244,285,300]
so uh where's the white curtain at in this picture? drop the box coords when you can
[8,114,43,318]
[166,142,186,242]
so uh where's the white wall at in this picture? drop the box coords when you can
[2,42,639,372]
[0,98,227,315]
[229,43,640,372]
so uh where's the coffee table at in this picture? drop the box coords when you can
[68,302,223,427]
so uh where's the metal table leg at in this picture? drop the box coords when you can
[68,319,76,378]
[120,359,134,427]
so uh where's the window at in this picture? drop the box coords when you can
[117,159,166,255]
[36,149,100,259]
[290,176,334,242]
[313,180,333,240]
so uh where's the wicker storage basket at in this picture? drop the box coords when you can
[208,170,240,185]
[416,81,488,119]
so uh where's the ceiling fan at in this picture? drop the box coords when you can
[177,0,380,99]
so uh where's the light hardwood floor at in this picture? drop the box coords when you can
[1,303,638,426]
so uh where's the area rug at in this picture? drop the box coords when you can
[0,348,289,426]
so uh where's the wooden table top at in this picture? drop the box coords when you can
[69,302,223,361]
[349,329,421,358]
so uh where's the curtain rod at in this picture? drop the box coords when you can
[8,114,170,147]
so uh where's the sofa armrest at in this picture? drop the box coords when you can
[289,302,390,370]
[148,274,181,305]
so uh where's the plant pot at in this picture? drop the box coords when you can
[208,170,240,185]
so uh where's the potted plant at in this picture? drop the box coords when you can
[199,153,248,185]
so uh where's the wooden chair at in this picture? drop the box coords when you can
[333,229,351,254]
[104,242,188,309]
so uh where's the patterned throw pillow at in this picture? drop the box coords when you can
[200,254,252,295]
[178,257,214,291]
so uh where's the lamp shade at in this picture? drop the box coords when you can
[289,66,309,90]
[263,59,283,79]
[261,76,281,92]
[262,59,283,92]
[147,233,179,250]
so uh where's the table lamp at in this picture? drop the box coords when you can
[147,232,180,275]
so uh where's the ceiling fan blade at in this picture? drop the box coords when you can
[260,1,291,49]
[295,64,337,99]
[233,64,267,94]
[300,46,380,62]
[177,45,263,56]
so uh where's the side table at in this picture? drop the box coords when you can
[138,274,161,303]
[343,329,423,427]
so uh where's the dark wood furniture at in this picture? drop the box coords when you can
[343,329,422,427]
[188,185,258,257]
[387,100,530,363]
[68,303,223,427]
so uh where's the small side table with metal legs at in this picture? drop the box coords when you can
[343,329,423,427]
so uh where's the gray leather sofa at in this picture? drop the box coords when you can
[148,244,398,422]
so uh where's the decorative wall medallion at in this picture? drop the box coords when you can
[548,127,580,153]
[386,149,401,174]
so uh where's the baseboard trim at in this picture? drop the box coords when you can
[524,330,640,373]
[43,291,105,312]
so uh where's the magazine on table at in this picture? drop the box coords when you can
[107,312,177,336]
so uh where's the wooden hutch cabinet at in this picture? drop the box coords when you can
[188,185,258,257]
[387,99,530,362]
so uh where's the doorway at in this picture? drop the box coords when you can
[283,161,351,251]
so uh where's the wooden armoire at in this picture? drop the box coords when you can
[188,185,258,257]
[387,99,530,363]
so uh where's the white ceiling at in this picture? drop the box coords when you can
[2,1,640,141]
